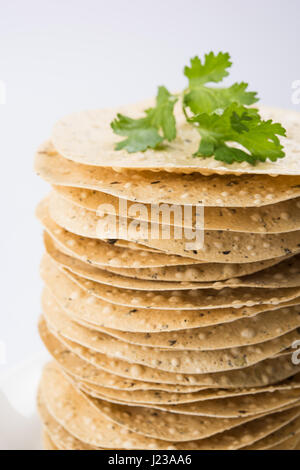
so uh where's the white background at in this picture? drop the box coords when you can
[0,0,299,372]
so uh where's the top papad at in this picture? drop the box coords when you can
[51,101,300,175]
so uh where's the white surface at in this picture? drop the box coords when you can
[0,0,299,388]
[0,352,49,450]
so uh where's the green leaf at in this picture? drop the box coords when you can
[110,51,286,164]
[191,103,286,164]
[214,145,257,165]
[233,118,286,162]
[230,109,253,133]
[111,86,177,152]
[146,86,178,141]
[198,139,215,156]
[184,81,259,115]
[112,120,163,153]
[184,52,258,114]
[184,52,232,85]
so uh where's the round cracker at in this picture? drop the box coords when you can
[35,141,300,208]
[45,323,300,389]
[44,304,300,375]
[54,185,300,234]
[53,258,300,311]
[38,393,95,450]
[48,192,300,264]
[46,236,300,290]
[41,207,284,280]
[39,388,300,450]
[40,362,172,449]
[40,363,300,449]
[40,315,300,401]
[37,199,199,268]
[80,379,300,419]
[244,415,300,450]
[104,258,287,283]
[39,319,210,394]
[43,291,300,352]
[41,260,300,332]
[75,306,300,351]
[44,232,213,291]
[51,102,300,176]
[41,362,299,446]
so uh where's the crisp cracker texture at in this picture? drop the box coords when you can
[51,102,300,175]
[35,99,300,450]
[35,141,300,208]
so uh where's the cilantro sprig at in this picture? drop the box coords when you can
[183,52,258,114]
[111,86,178,152]
[190,104,286,164]
[111,52,286,164]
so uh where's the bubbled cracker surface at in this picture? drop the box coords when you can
[44,233,212,291]
[47,321,300,375]
[39,390,300,450]
[48,192,300,264]
[104,258,286,282]
[37,199,198,268]
[51,102,300,176]
[39,319,214,394]
[43,290,300,352]
[36,104,300,449]
[244,415,300,450]
[40,362,300,449]
[83,306,300,351]
[43,300,300,375]
[41,254,300,314]
[41,261,300,333]
[40,363,171,449]
[46,235,300,290]
[83,385,300,440]
[40,318,300,389]
[150,390,300,418]
[35,141,300,208]
[38,391,97,450]
[54,185,300,234]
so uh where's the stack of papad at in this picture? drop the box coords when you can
[35,101,300,450]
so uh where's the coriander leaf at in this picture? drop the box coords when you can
[226,82,258,107]
[145,86,178,141]
[184,52,232,86]
[230,109,253,133]
[111,115,163,152]
[111,86,178,152]
[191,104,286,164]
[183,52,258,114]
[232,117,286,162]
[214,145,258,165]
[184,82,258,114]
[111,51,287,164]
